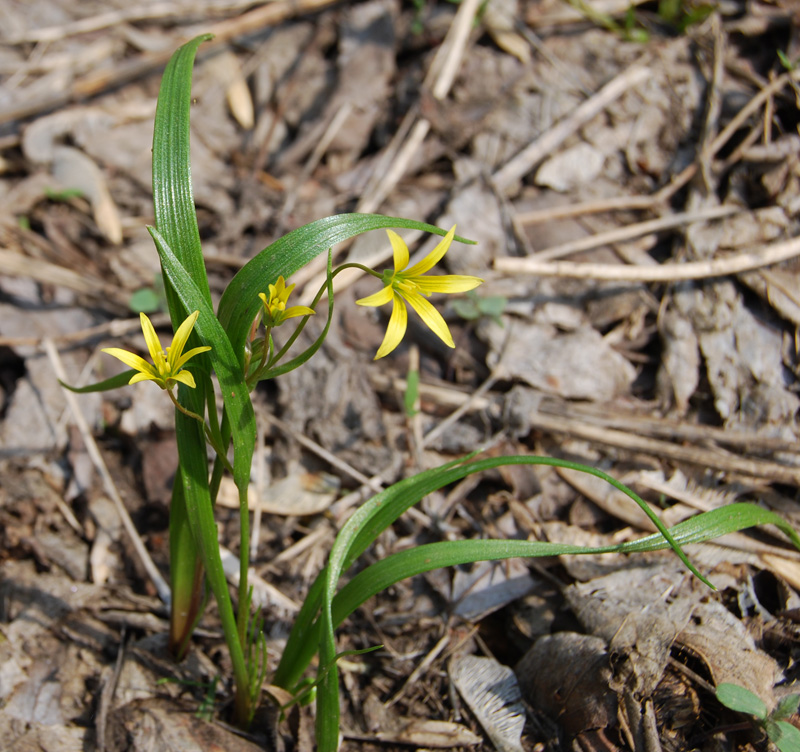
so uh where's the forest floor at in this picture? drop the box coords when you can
[2,1,800,750]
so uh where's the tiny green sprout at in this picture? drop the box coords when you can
[129,275,167,315]
[404,363,419,418]
[129,288,162,314]
[778,50,799,72]
[656,0,713,32]
[716,683,800,752]
[156,675,219,721]
[44,186,85,202]
[451,290,507,325]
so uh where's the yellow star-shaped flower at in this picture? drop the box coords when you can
[258,276,315,328]
[102,311,211,390]
[356,227,483,359]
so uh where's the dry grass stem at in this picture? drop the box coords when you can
[519,204,742,262]
[495,233,800,281]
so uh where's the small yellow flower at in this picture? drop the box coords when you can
[356,227,483,359]
[102,311,211,390]
[258,276,315,327]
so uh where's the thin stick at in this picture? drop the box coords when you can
[495,233,800,281]
[44,338,170,604]
[8,1,260,43]
[422,373,499,449]
[370,371,800,455]
[514,194,662,226]
[527,404,800,486]
[0,249,124,299]
[0,313,172,349]
[524,204,741,262]
[276,101,354,229]
[387,631,450,707]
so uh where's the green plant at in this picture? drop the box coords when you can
[656,0,713,32]
[564,0,649,43]
[63,36,800,749]
[451,289,507,324]
[129,275,167,314]
[716,683,800,752]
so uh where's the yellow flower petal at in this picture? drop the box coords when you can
[102,310,208,391]
[374,293,408,359]
[139,312,167,374]
[172,344,212,372]
[282,305,316,320]
[129,371,162,386]
[356,285,394,307]
[169,310,200,366]
[387,230,409,271]
[403,226,455,278]
[413,274,483,295]
[101,347,157,376]
[402,290,455,348]
[170,370,197,389]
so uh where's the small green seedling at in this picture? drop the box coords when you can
[129,276,168,314]
[156,675,220,721]
[716,683,800,752]
[45,186,85,202]
[451,290,507,325]
[778,50,800,73]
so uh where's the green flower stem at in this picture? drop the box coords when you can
[166,388,234,476]
[269,264,379,367]
[250,263,381,383]
[237,482,250,648]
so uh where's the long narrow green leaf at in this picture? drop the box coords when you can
[330,502,800,626]
[276,499,800,698]
[151,223,255,722]
[152,33,213,308]
[59,370,136,393]
[151,35,218,687]
[336,455,710,587]
[218,214,475,367]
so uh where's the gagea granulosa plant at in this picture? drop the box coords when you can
[64,36,800,749]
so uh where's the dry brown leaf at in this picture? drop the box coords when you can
[481,318,637,401]
[516,632,616,737]
[677,600,780,707]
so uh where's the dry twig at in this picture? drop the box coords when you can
[495,234,800,281]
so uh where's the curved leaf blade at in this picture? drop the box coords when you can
[152,33,213,309]
[59,370,136,393]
